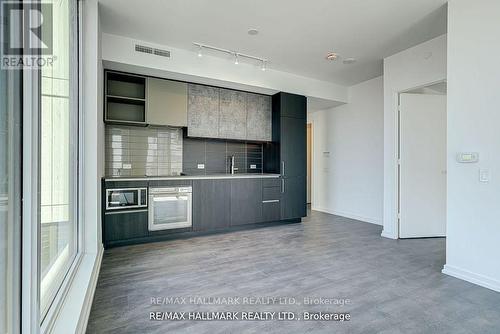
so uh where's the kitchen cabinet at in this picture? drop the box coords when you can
[103,210,149,245]
[219,89,247,140]
[281,175,306,220]
[230,178,263,225]
[262,185,281,222]
[246,93,272,141]
[105,71,147,125]
[102,176,283,248]
[280,116,307,178]
[187,84,220,138]
[264,92,307,221]
[187,84,272,141]
[147,78,187,127]
[192,179,231,231]
[280,92,307,119]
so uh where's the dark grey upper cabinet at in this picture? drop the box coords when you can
[219,89,247,140]
[187,84,220,138]
[230,179,263,226]
[280,93,307,119]
[192,179,231,231]
[246,93,272,142]
[105,71,147,125]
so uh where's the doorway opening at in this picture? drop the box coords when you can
[397,81,447,238]
[307,123,312,205]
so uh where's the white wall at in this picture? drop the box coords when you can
[309,76,384,225]
[101,33,348,105]
[443,0,500,292]
[382,35,447,239]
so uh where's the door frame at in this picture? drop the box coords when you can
[306,122,313,205]
[394,80,447,239]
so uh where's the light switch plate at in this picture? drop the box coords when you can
[197,164,205,169]
[479,169,490,183]
[250,164,257,169]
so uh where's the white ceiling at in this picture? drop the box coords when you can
[99,0,447,86]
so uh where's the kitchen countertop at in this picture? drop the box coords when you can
[104,173,281,182]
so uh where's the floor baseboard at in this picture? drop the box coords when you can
[381,229,397,239]
[311,206,382,226]
[442,264,500,293]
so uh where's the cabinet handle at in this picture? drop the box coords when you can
[105,209,148,215]
[263,200,280,203]
[281,179,285,193]
[281,161,285,176]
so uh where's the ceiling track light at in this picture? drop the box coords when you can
[193,42,268,70]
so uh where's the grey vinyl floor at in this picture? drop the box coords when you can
[87,210,500,334]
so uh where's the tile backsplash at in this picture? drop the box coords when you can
[105,125,263,177]
[183,136,263,175]
[105,125,183,176]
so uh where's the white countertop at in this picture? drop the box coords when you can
[104,173,281,182]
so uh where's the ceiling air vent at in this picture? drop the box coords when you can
[153,48,171,58]
[135,44,153,54]
[135,44,171,58]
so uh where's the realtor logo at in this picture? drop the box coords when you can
[1,1,54,69]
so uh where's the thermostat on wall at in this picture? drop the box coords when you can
[456,152,479,163]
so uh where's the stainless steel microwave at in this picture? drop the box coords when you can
[106,188,148,210]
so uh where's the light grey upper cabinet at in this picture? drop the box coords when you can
[187,84,220,138]
[147,78,187,127]
[246,93,272,142]
[186,84,272,141]
[219,89,247,140]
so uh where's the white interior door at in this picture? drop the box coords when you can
[399,93,446,238]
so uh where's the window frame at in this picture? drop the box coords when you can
[21,0,83,332]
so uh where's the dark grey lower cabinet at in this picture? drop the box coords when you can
[230,179,263,225]
[103,210,149,243]
[192,179,231,231]
[281,176,306,220]
[262,201,281,221]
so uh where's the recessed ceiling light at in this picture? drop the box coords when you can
[248,29,259,36]
[343,57,357,65]
[326,52,339,61]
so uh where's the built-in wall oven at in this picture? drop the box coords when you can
[148,186,192,231]
[106,188,148,210]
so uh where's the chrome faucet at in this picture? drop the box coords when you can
[230,155,238,174]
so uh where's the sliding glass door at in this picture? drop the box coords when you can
[39,0,79,319]
[1,0,80,330]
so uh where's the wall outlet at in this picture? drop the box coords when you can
[250,164,257,169]
[122,163,132,170]
[197,164,205,169]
